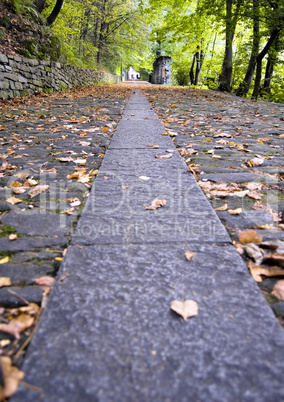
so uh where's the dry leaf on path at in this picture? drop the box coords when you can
[56,157,74,163]
[248,261,284,282]
[6,197,22,205]
[121,186,129,190]
[146,199,166,210]
[139,176,150,181]
[246,157,264,167]
[0,314,34,339]
[239,229,262,244]
[0,356,24,399]
[265,253,284,267]
[215,203,228,211]
[185,250,196,261]
[155,154,173,159]
[0,277,11,288]
[0,256,9,264]
[9,234,18,241]
[170,300,198,320]
[247,191,262,200]
[34,276,55,287]
[28,185,49,198]
[244,243,264,265]
[228,208,243,215]
[147,144,159,149]
[272,280,284,300]
[244,182,263,191]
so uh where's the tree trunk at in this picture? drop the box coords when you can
[218,0,242,92]
[251,28,279,99]
[47,0,64,26]
[190,54,196,85]
[195,50,204,85]
[37,0,47,13]
[236,0,259,96]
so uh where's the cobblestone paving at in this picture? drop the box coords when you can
[0,85,131,367]
[144,86,284,325]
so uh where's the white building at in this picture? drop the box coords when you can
[128,67,140,80]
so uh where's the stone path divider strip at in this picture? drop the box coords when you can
[13,90,284,401]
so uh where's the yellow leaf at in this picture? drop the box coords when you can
[0,314,34,339]
[170,300,198,320]
[0,277,11,287]
[99,154,105,158]
[248,261,284,283]
[55,257,63,262]
[6,197,22,205]
[0,256,9,264]
[101,127,109,132]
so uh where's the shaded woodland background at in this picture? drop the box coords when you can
[0,0,283,101]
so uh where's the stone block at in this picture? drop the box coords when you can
[18,75,28,83]
[0,54,8,63]
[14,82,23,90]
[5,65,12,71]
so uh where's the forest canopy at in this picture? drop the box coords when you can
[0,0,283,101]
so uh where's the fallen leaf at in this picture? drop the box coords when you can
[147,144,159,149]
[265,253,284,267]
[239,229,262,244]
[0,256,9,264]
[139,176,150,181]
[0,278,11,288]
[6,196,22,205]
[248,261,284,282]
[75,159,87,166]
[272,280,284,300]
[0,314,34,339]
[228,208,243,215]
[214,132,231,138]
[146,199,166,210]
[215,203,228,211]
[28,185,49,198]
[244,182,263,191]
[247,191,262,200]
[155,154,173,159]
[34,276,55,287]
[0,356,24,398]
[56,157,74,162]
[9,234,17,241]
[170,300,198,320]
[246,156,264,167]
[121,186,129,190]
[244,243,264,265]
[185,250,196,261]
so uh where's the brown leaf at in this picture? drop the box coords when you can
[0,356,24,398]
[28,184,49,198]
[0,277,11,288]
[6,196,22,205]
[9,234,18,241]
[248,261,284,282]
[215,203,228,211]
[272,280,284,300]
[244,243,264,265]
[0,313,34,339]
[185,250,196,261]
[155,153,173,159]
[265,253,284,267]
[121,186,129,190]
[146,199,166,210]
[34,276,55,287]
[239,229,262,244]
[170,300,198,320]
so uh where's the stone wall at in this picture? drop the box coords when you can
[152,56,171,85]
[0,54,116,99]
